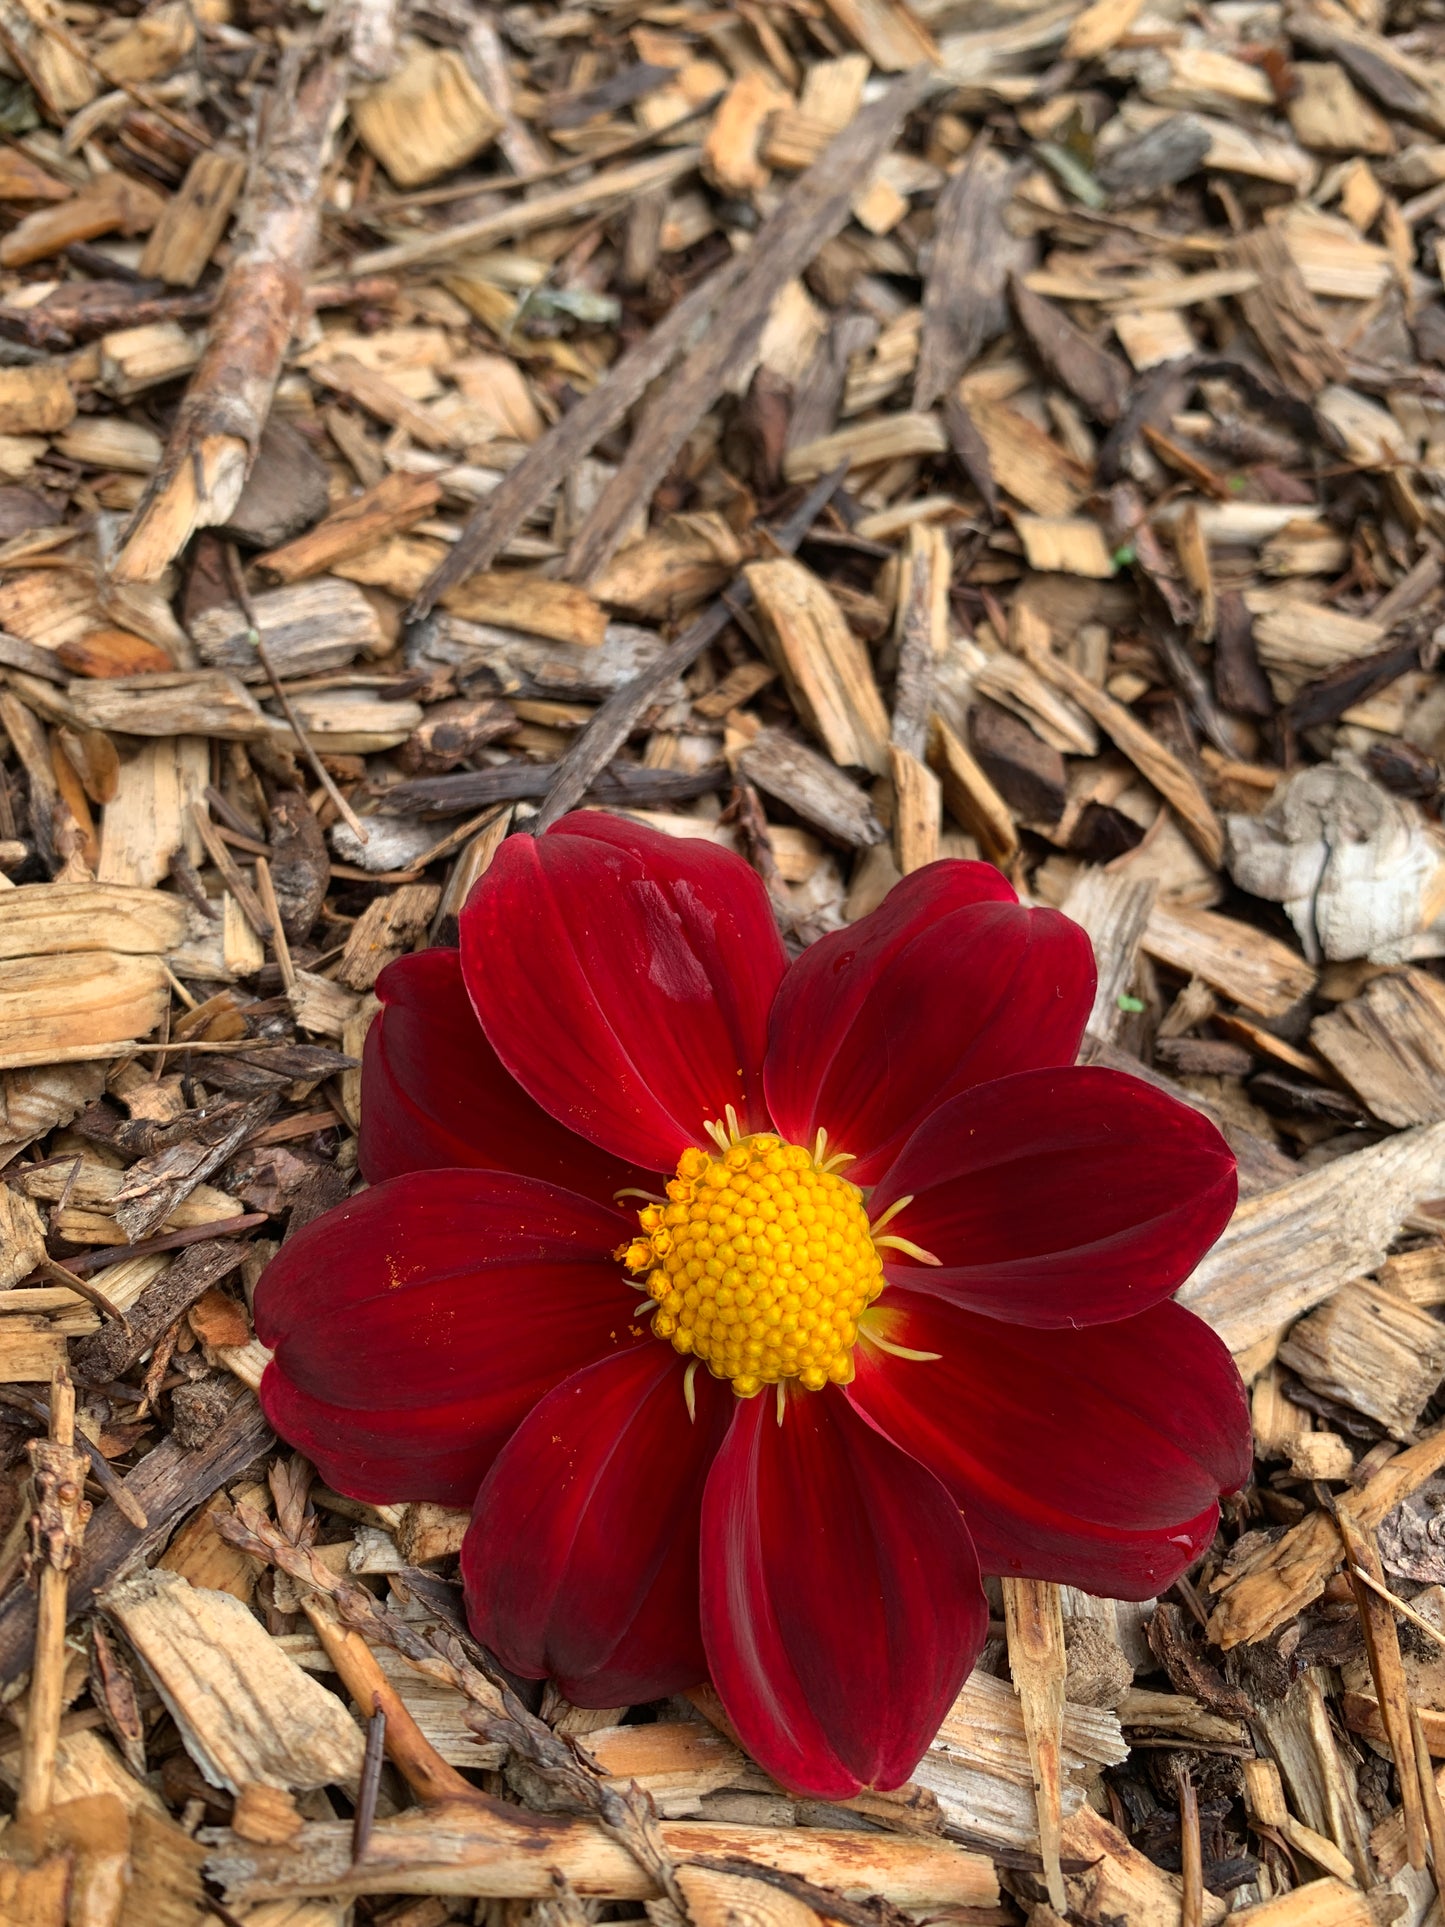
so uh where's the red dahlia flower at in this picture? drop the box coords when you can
[255,811,1250,1798]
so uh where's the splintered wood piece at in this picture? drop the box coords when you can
[112,33,350,582]
[103,1565,364,1794]
[112,1095,274,1244]
[204,1805,999,1907]
[1310,969,1445,1127]
[821,0,938,68]
[1228,1880,1376,1927]
[441,572,609,647]
[913,1668,1125,1849]
[1143,902,1316,1018]
[676,1865,818,1927]
[0,952,169,1069]
[1278,1280,1445,1439]
[704,70,791,196]
[336,884,442,992]
[746,558,889,775]
[0,171,164,269]
[564,68,934,583]
[50,671,268,740]
[1063,869,1157,1047]
[1242,1758,1358,1882]
[1062,1804,1225,1927]
[1022,646,1225,865]
[737,729,884,849]
[1409,1703,1445,1874]
[930,716,1017,867]
[351,43,501,189]
[914,140,1016,412]
[1003,1577,1067,1911]
[258,473,443,582]
[98,735,207,888]
[191,576,385,682]
[1178,1775,1203,1927]
[1018,517,1116,578]
[967,398,1087,517]
[351,147,699,280]
[1066,0,1147,58]
[1334,1507,1426,1870]
[784,412,948,482]
[308,355,456,450]
[73,1241,247,1381]
[97,320,203,399]
[0,364,75,435]
[890,745,940,875]
[591,514,745,623]
[1230,226,1345,399]
[138,147,246,289]
[1208,1420,1445,1650]
[1180,1120,1445,1357]
[0,880,188,958]
[891,522,944,762]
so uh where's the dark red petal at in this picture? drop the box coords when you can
[765,863,1094,1182]
[849,1291,1249,1554]
[459,811,786,1172]
[361,946,648,1203]
[700,1388,987,1799]
[463,1344,732,1704]
[259,1367,505,1508]
[869,1066,1237,1327]
[254,1170,640,1507]
[968,1491,1221,1600]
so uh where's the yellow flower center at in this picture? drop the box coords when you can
[623,1132,885,1399]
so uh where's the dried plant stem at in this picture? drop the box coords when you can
[300,1593,474,1805]
[1002,1576,1067,1911]
[1337,1506,1427,1869]
[17,1365,90,1818]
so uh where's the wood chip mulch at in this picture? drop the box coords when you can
[3,0,1445,1921]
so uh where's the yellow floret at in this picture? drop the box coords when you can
[623,1131,885,1398]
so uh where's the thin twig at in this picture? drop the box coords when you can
[1178,1773,1204,1927]
[66,1212,269,1276]
[352,1700,387,1866]
[1350,1563,1445,1651]
[0,1387,147,1529]
[223,543,369,843]
[528,466,848,836]
[35,1256,133,1334]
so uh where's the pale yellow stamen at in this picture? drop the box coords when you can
[873,1233,942,1265]
[861,1324,943,1363]
[868,1194,913,1235]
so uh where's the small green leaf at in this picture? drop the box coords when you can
[1117,992,1145,1013]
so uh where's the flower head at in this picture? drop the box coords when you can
[255,812,1249,1798]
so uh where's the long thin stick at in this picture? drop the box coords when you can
[222,544,368,844]
[17,1366,90,1818]
[1350,1563,1445,1652]
[112,10,354,581]
[1339,1510,1427,1870]
[1178,1774,1204,1927]
[1003,1576,1067,1912]
[528,467,847,836]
